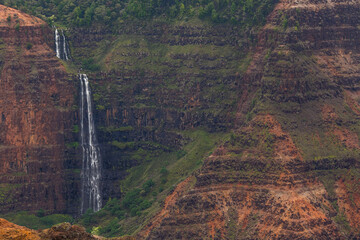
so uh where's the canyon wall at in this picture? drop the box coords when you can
[1,1,360,238]
[66,21,254,202]
[0,5,78,214]
[139,0,360,239]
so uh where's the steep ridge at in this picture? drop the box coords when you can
[139,0,360,239]
[0,5,77,214]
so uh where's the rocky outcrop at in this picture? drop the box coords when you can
[0,5,78,214]
[0,218,96,240]
[0,218,139,240]
[0,218,41,240]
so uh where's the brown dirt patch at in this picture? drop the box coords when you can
[333,127,360,149]
[260,114,303,163]
[336,179,360,234]
[137,176,194,239]
[0,218,40,240]
[344,90,360,115]
[321,104,338,123]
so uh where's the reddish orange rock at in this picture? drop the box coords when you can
[0,218,40,240]
[0,4,76,214]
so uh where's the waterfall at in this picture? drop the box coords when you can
[55,28,60,59]
[54,27,70,61]
[79,74,102,213]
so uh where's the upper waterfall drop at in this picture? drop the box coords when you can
[54,27,71,61]
[79,74,102,214]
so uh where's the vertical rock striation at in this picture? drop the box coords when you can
[0,5,76,213]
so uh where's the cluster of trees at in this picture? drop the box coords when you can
[0,0,278,27]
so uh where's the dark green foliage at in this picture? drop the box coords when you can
[142,179,155,194]
[26,42,33,50]
[14,23,20,31]
[82,208,95,225]
[82,58,100,71]
[2,0,278,27]
[36,209,45,217]
[100,179,155,222]
[72,125,79,133]
[122,188,142,209]
[160,167,168,175]
[98,218,122,237]
[2,211,73,230]
[6,15,11,22]
[160,167,168,184]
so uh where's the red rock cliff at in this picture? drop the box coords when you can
[0,5,76,213]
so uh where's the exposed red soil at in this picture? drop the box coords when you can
[139,114,342,239]
[333,127,360,149]
[336,178,360,234]
[321,105,360,149]
[261,114,303,163]
[0,218,101,240]
[0,218,40,240]
[321,105,339,123]
[138,176,194,239]
[344,90,360,115]
[0,5,44,27]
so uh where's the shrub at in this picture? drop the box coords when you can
[14,23,20,31]
[82,58,100,71]
[82,208,95,225]
[26,42,33,50]
[99,218,121,236]
[142,179,155,194]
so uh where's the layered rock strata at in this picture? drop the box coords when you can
[139,0,360,239]
[0,5,77,213]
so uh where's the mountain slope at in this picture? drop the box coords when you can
[138,0,360,238]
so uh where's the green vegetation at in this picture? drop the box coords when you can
[78,129,229,237]
[316,169,359,234]
[66,141,79,148]
[1,211,74,230]
[0,184,20,205]
[2,0,278,28]
[82,58,100,71]
[25,42,33,50]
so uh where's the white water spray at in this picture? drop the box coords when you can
[54,27,70,61]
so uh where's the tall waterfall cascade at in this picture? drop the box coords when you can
[79,74,102,213]
[54,27,71,61]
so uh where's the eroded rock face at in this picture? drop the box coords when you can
[139,0,360,239]
[0,5,77,214]
[0,218,40,240]
[0,218,96,240]
[140,115,344,239]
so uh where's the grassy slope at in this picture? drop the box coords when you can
[79,129,229,237]
[1,211,74,230]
